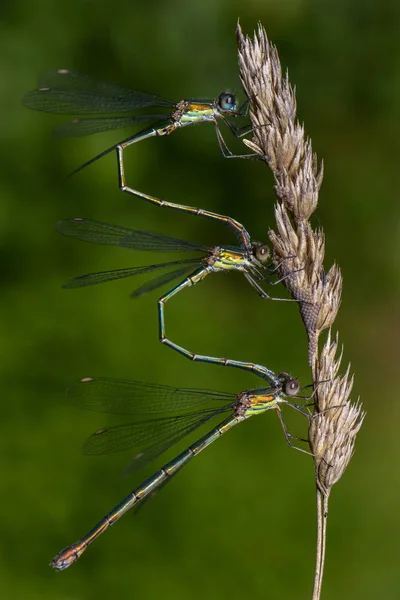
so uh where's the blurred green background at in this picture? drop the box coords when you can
[1,0,399,598]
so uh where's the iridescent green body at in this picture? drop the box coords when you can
[22,71,254,243]
[57,218,292,365]
[51,370,307,571]
[22,70,251,168]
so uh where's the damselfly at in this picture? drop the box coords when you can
[22,69,252,177]
[51,368,309,571]
[57,218,293,363]
[23,71,259,244]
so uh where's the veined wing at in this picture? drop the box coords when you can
[62,259,200,289]
[83,407,231,474]
[56,219,208,252]
[130,263,201,297]
[67,376,234,415]
[22,69,175,114]
[68,376,234,474]
[53,115,167,138]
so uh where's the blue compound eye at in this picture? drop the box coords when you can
[218,91,236,111]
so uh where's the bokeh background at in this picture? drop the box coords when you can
[1,1,399,598]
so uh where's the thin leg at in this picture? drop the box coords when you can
[280,400,312,419]
[244,273,299,302]
[117,146,252,250]
[157,273,278,385]
[222,119,256,138]
[269,266,306,287]
[310,404,346,418]
[275,406,313,457]
[265,255,298,276]
[238,98,251,117]
[213,120,259,160]
[229,124,254,137]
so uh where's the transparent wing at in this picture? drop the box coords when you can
[53,115,167,138]
[56,219,208,253]
[131,264,201,297]
[68,376,234,473]
[62,259,199,289]
[67,376,233,415]
[22,69,175,114]
[84,409,230,474]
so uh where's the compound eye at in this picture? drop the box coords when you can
[284,378,300,397]
[253,243,270,263]
[219,92,236,111]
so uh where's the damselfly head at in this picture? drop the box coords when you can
[217,91,237,113]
